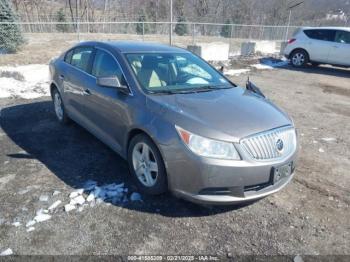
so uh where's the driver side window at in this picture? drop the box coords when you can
[92,49,124,84]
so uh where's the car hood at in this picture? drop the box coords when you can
[147,87,293,142]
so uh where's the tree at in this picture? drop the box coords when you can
[136,10,149,35]
[56,8,68,32]
[0,0,24,53]
[220,19,231,38]
[175,16,188,36]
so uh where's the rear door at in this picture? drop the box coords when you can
[63,46,95,126]
[82,48,132,154]
[328,30,350,66]
[303,29,336,63]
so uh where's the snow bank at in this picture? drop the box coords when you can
[0,248,13,256]
[0,64,50,99]
[224,69,251,76]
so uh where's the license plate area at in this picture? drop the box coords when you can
[273,162,292,184]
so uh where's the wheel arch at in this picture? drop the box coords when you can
[126,127,169,189]
[50,82,59,98]
[289,48,310,60]
[126,128,165,161]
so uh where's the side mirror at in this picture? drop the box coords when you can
[96,76,130,94]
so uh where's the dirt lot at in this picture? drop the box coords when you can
[0,63,349,257]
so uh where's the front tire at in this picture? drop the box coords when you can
[52,88,70,124]
[290,50,309,67]
[128,134,167,195]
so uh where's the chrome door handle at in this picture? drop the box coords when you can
[59,75,64,80]
[83,89,91,96]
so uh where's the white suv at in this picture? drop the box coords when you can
[284,27,350,67]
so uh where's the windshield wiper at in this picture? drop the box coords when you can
[148,90,178,95]
[184,85,232,93]
[148,85,233,95]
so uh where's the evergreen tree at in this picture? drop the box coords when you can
[174,16,188,36]
[220,19,231,38]
[136,10,149,35]
[56,8,68,33]
[0,0,24,53]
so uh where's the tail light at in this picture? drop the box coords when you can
[288,38,296,44]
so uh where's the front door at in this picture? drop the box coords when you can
[82,48,132,154]
[328,30,350,66]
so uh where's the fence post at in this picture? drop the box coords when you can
[142,22,145,41]
[169,0,173,45]
[260,26,264,40]
[229,25,233,52]
[77,18,80,42]
[192,23,195,45]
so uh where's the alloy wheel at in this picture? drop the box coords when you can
[54,92,64,121]
[292,53,305,67]
[132,142,159,187]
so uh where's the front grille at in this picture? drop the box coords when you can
[241,126,297,161]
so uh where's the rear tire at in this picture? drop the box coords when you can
[52,88,70,125]
[127,134,168,195]
[290,49,309,67]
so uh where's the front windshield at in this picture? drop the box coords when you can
[125,52,232,93]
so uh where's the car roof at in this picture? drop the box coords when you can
[300,26,350,32]
[74,41,189,53]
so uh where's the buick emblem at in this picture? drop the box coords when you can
[276,138,284,152]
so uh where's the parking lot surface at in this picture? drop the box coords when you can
[0,65,349,256]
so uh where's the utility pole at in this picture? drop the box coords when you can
[285,1,303,40]
[77,0,80,41]
[169,0,173,45]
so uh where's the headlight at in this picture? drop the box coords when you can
[175,126,241,160]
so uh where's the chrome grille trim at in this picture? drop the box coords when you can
[241,126,297,161]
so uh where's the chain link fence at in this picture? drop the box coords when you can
[1,21,299,46]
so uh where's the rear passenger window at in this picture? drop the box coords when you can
[304,29,336,42]
[71,47,94,72]
[335,31,350,44]
[64,50,73,63]
[92,49,124,83]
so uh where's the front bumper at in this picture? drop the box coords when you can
[175,172,294,205]
[160,140,297,205]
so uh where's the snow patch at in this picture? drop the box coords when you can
[252,58,288,70]
[26,220,36,227]
[11,221,21,227]
[70,195,85,206]
[52,190,61,196]
[34,209,51,223]
[64,204,76,212]
[48,200,62,211]
[39,194,49,202]
[0,64,49,99]
[224,69,251,76]
[0,248,13,256]
[321,137,336,142]
[26,227,35,232]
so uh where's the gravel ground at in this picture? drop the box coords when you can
[0,64,349,256]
